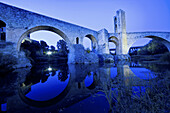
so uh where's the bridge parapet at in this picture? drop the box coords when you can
[127,32,170,39]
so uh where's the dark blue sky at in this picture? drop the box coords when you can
[1,0,170,47]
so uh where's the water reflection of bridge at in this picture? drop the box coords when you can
[2,62,156,112]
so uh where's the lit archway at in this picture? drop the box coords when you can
[0,20,6,41]
[30,30,64,50]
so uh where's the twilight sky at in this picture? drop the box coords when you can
[1,0,170,48]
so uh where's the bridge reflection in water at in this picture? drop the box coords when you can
[0,62,166,113]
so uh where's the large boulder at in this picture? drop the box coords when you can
[13,51,32,68]
[98,54,114,63]
[68,44,99,64]
[0,41,32,69]
[114,54,130,61]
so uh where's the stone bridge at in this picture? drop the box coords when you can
[0,2,170,64]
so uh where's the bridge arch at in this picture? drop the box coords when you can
[109,36,118,46]
[127,35,170,54]
[17,26,70,51]
[83,34,98,52]
[109,36,119,55]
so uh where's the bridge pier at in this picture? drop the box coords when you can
[113,9,130,61]
[97,29,110,54]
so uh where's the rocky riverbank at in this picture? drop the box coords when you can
[131,53,170,64]
[0,42,32,74]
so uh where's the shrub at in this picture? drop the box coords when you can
[0,53,17,73]
[86,48,91,53]
[159,52,170,63]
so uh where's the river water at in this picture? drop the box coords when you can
[0,61,169,113]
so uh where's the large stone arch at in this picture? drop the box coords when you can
[83,34,98,52]
[17,26,70,51]
[127,33,170,54]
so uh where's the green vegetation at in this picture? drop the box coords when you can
[130,40,168,56]
[0,53,17,74]
[159,52,170,62]
[56,40,69,56]
[130,40,170,63]
[86,48,91,53]
[138,40,168,55]
[21,39,68,64]
[99,70,169,113]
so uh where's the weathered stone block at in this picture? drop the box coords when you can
[114,54,130,61]
[98,54,114,63]
[13,51,32,68]
[68,44,99,64]
[0,41,32,69]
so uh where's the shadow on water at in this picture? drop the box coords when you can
[0,61,169,113]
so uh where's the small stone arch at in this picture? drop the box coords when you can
[109,36,119,55]
[83,34,98,52]
[127,35,170,54]
[0,20,6,41]
[109,36,118,46]
[17,26,70,51]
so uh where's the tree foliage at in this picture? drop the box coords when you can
[40,40,49,50]
[50,45,55,51]
[21,40,46,63]
[137,40,168,55]
[0,53,17,73]
[21,39,68,64]
[57,40,68,56]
